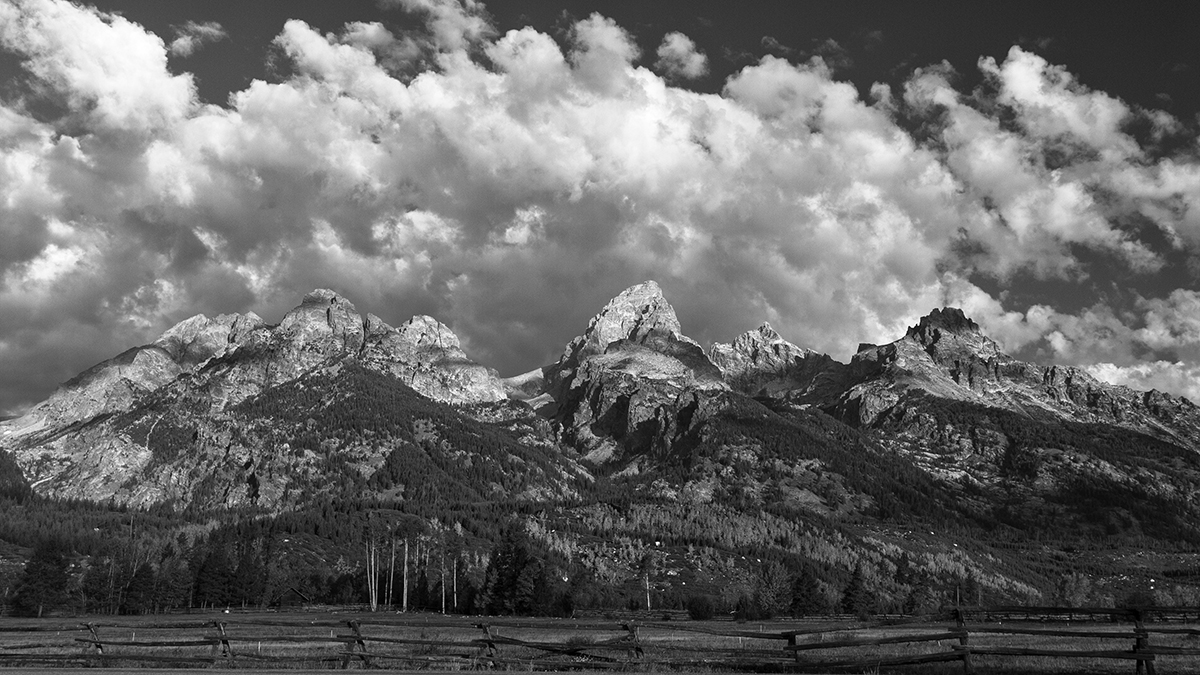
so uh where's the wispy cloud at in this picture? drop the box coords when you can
[168,20,228,57]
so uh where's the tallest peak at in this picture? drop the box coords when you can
[551,281,683,372]
[609,280,664,303]
[590,281,679,345]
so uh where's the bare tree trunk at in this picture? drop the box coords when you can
[402,539,409,613]
[387,538,396,610]
[645,573,651,612]
[365,540,378,612]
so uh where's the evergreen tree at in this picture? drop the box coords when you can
[962,571,983,607]
[122,562,156,615]
[903,574,940,615]
[513,558,544,615]
[155,554,192,611]
[232,548,265,608]
[80,556,117,615]
[790,565,824,617]
[841,563,872,619]
[194,543,232,608]
[13,538,72,617]
[479,526,545,615]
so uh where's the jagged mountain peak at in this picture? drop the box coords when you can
[733,322,785,349]
[549,281,690,376]
[710,322,830,398]
[715,322,809,363]
[583,280,681,349]
[278,288,366,354]
[898,306,1001,362]
[541,281,724,463]
[907,307,980,340]
[396,315,462,350]
[154,312,264,366]
[360,313,505,405]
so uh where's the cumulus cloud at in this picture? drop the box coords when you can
[0,0,195,130]
[168,20,227,57]
[655,32,708,80]
[1,0,1199,414]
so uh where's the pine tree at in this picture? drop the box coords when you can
[841,563,872,619]
[232,548,265,608]
[122,562,156,615]
[155,555,193,611]
[962,571,983,607]
[790,565,824,617]
[513,558,544,615]
[194,543,232,608]
[903,576,940,616]
[80,555,116,615]
[13,538,72,617]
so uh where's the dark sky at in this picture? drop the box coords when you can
[66,2,1200,115]
[1,0,1199,415]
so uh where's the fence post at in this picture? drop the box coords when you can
[475,623,499,667]
[623,621,644,664]
[956,608,973,675]
[786,632,802,666]
[210,621,236,667]
[341,619,371,669]
[1133,609,1156,675]
[82,623,104,659]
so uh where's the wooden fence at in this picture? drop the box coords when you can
[1,607,1200,672]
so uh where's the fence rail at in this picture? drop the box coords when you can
[1,607,1200,671]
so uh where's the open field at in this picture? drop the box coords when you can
[2,608,1200,672]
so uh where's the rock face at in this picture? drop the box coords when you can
[361,314,506,404]
[538,281,726,464]
[709,323,841,400]
[819,307,1200,452]
[0,289,508,506]
[3,312,266,439]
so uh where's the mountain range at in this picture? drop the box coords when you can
[4,281,1200,607]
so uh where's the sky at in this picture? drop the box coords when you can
[1,0,1200,415]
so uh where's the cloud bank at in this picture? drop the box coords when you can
[0,0,1198,413]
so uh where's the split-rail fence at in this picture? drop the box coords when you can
[2,606,1200,672]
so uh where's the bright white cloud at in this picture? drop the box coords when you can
[0,0,195,130]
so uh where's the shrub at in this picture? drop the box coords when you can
[686,594,717,621]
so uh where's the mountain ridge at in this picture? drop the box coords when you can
[2,281,1199,530]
